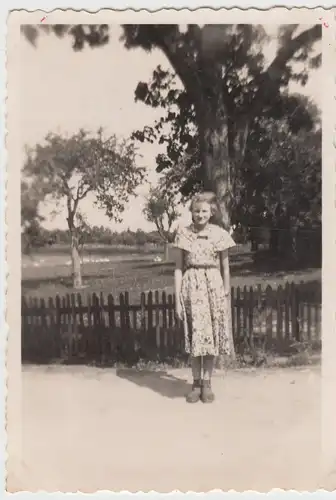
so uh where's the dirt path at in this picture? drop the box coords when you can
[10,365,323,492]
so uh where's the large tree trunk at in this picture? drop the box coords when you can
[201,121,232,230]
[70,230,82,289]
[198,97,248,230]
[199,104,237,365]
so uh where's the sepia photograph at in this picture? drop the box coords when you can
[5,8,334,492]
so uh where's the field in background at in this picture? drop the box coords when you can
[22,243,321,304]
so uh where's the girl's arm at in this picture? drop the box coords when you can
[220,249,231,296]
[174,249,183,296]
[174,249,184,317]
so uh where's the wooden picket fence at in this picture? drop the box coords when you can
[21,283,321,364]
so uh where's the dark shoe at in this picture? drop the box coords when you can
[186,380,202,403]
[201,380,215,403]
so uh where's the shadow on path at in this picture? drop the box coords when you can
[116,368,190,399]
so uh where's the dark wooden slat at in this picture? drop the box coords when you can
[284,283,290,340]
[107,294,116,329]
[236,286,241,339]
[231,286,236,335]
[242,286,248,338]
[276,285,283,343]
[307,295,312,341]
[155,290,160,349]
[265,285,273,342]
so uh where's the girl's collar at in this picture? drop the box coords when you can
[190,222,211,234]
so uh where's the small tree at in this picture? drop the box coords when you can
[23,129,145,288]
[21,180,47,254]
[135,229,148,247]
[143,186,179,261]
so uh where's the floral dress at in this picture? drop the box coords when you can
[173,223,235,357]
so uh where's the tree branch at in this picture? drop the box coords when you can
[66,193,80,231]
[155,27,203,105]
[76,182,92,201]
[239,24,322,154]
[265,25,321,82]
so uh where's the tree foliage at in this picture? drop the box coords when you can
[23,129,145,286]
[238,118,321,230]
[126,24,322,231]
[21,23,322,229]
[21,180,48,253]
[23,129,144,222]
[143,186,179,244]
[21,180,43,227]
[131,64,321,231]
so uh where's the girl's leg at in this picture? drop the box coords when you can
[201,355,215,403]
[186,356,202,403]
[203,355,215,380]
[191,355,202,381]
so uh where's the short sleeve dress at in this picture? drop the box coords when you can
[173,223,235,357]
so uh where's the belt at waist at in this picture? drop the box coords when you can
[185,264,219,270]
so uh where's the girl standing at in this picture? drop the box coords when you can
[173,192,235,404]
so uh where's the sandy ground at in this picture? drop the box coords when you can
[8,364,327,492]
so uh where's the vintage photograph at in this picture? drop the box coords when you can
[6,10,331,491]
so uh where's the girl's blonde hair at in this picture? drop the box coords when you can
[190,191,222,226]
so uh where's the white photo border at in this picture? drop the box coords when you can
[2,3,336,497]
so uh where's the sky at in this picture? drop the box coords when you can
[20,25,322,233]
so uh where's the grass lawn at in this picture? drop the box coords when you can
[22,244,321,304]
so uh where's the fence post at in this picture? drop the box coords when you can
[86,294,93,360]
[70,293,78,357]
[154,290,161,354]
[107,294,115,358]
[125,291,135,358]
[100,292,107,362]
[236,286,241,340]
[242,286,248,340]
[265,285,273,344]
[77,293,85,358]
[284,283,290,340]
[248,287,254,342]
[307,289,312,342]
[292,283,301,342]
[124,292,131,331]
[231,286,235,340]
[39,297,48,359]
[139,292,146,356]
[55,295,61,358]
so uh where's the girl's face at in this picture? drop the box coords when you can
[192,201,212,227]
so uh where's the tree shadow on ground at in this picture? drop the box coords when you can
[116,368,190,399]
